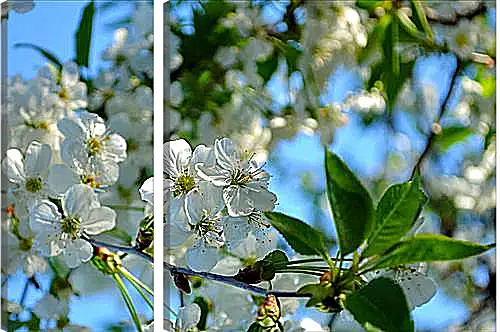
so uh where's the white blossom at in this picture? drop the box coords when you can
[30,184,116,268]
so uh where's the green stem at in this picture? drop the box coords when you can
[113,273,143,332]
[281,265,330,272]
[107,204,145,212]
[275,270,324,277]
[118,266,154,296]
[118,267,153,310]
[286,258,352,266]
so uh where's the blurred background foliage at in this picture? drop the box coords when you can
[167,0,496,330]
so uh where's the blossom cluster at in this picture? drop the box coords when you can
[3,2,154,327]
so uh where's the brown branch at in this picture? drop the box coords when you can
[165,262,309,298]
[410,58,464,179]
[86,237,307,298]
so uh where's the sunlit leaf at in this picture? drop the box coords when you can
[364,178,428,257]
[265,212,329,259]
[325,150,375,255]
[368,234,495,270]
[435,126,474,151]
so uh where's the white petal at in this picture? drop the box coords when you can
[398,273,437,309]
[222,216,251,250]
[176,303,201,330]
[2,148,25,183]
[185,241,221,272]
[196,164,231,187]
[164,219,192,248]
[186,181,224,222]
[61,138,88,169]
[82,206,116,234]
[30,200,62,232]
[223,185,253,217]
[247,184,277,212]
[46,164,80,196]
[214,137,239,170]
[24,141,52,177]
[61,61,80,87]
[62,184,100,220]
[61,239,93,268]
[164,139,192,178]
[93,159,120,186]
[139,177,154,205]
[24,255,48,276]
[79,111,106,137]
[58,118,86,140]
[189,145,215,171]
[102,133,127,162]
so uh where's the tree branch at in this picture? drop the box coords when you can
[164,262,309,298]
[425,2,487,26]
[86,237,307,298]
[85,237,153,264]
[410,58,463,179]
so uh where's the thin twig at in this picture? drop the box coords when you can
[410,58,463,179]
[86,237,308,298]
[164,262,309,298]
[85,236,153,264]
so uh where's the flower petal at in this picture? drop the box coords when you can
[223,185,253,217]
[62,184,100,220]
[139,177,154,205]
[176,303,201,330]
[102,133,127,162]
[30,200,62,232]
[214,137,239,170]
[2,148,25,183]
[82,206,116,235]
[58,118,86,140]
[222,216,251,250]
[24,141,52,178]
[185,240,221,272]
[164,139,192,179]
[47,164,80,196]
[61,239,93,268]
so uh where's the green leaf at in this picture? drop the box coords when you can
[345,278,413,332]
[325,150,375,255]
[265,212,329,258]
[364,178,428,257]
[356,0,387,12]
[193,296,210,330]
[298,283,338,312]
[260,250,289,281]
[364,13,417,111]
[247,322,264,332]
[256,54,279,84]
[75,0,95,67]
[435,126,474,151]
[410,0,433,39]
[14,43,63,71]
[368,234,495,270]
